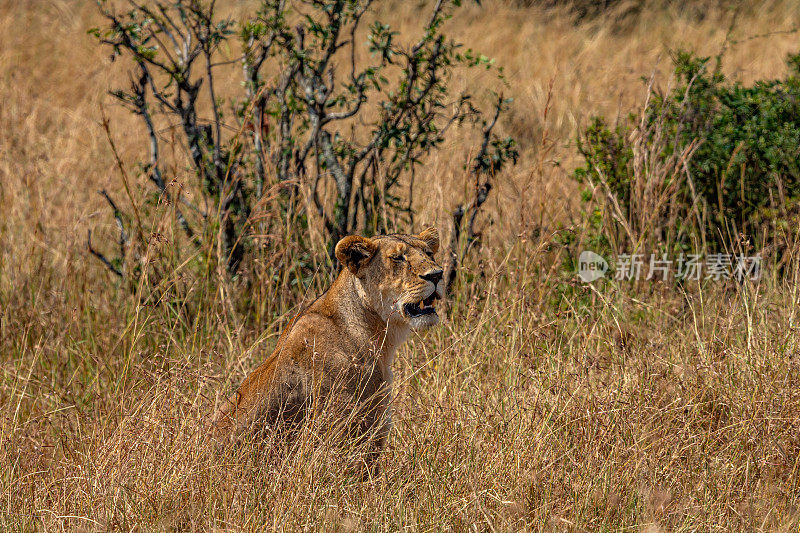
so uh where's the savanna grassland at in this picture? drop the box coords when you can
[3,0,800,530]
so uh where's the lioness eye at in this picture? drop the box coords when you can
[391,254,405,263]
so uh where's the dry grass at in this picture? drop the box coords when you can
[3,0,800,530]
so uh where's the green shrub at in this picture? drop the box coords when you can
[87,0,516,304]
[574,49,800,254]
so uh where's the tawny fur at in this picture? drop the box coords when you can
[212,228,443,455]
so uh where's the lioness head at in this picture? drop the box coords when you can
[335,227,444,330]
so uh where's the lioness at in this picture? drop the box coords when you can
[212,228,443,461]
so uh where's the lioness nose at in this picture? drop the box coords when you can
[420,269,443,285]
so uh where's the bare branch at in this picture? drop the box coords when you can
[99,188,129,261]
[444,94,509,291]
[87,229,123,278]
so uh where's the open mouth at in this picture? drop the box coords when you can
[403,293,440,318]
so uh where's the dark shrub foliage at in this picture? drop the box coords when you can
[574,49,800,252]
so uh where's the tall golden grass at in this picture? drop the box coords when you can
[3,0,800,530]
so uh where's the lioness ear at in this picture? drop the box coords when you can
[417,227,439,255]
[335,235,378,275]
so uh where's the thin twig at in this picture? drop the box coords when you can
[87,229,123,278]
